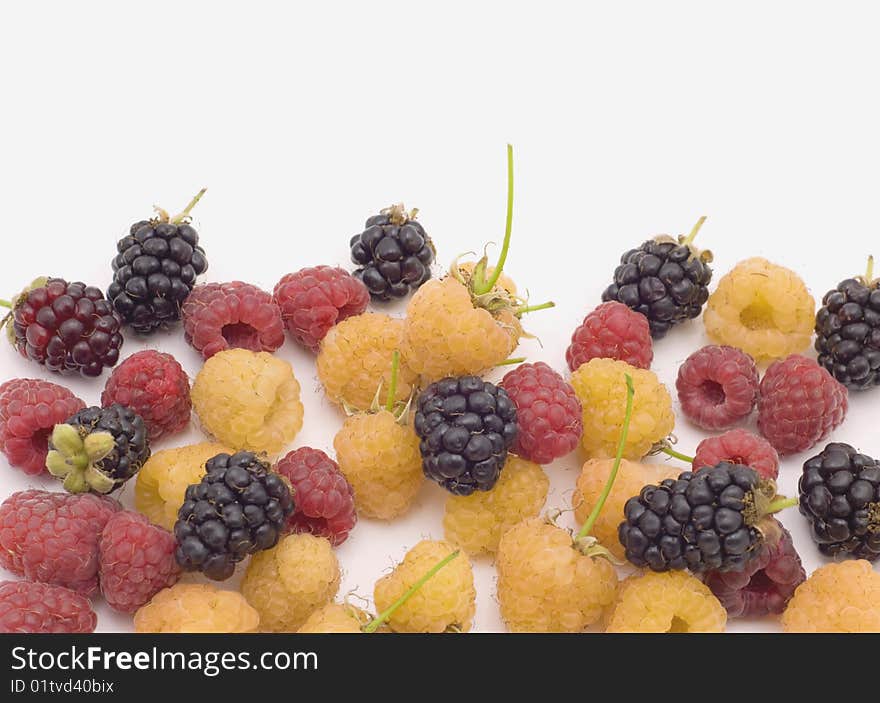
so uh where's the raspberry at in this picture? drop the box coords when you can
[704,520,805,618]
[191,349,303,455]
[274,447,357,546]
[3,277,123,376]
[782,560,880,632]
[182,281,284,359]
[444,455,549,554]
[605,570,727,632]
[297,603,371,633]
[574,459,679,561]
[134,442,231,531]
[101,350,191,441]
[566,301,653,371]
[570,358,674,460]
[676,345,759,431]
[317,313,417,411]
[0,490,120,596]
[241,533,340,632]
[704,257,815,361]
[98,511,180,613]
[273,266,369,351]
[693,429,779,480]
[0,581,96,633]
[373,540,475,633]
[134,583,260,633]
[0,378,85,476]
[500,362,582,464]
[496,518,618,632]
[757,354,848,456]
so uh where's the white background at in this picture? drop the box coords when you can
[1,1,878,633]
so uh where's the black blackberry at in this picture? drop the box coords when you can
[815,257,880,390]
[798,442,880,560]
[107,189,209,334]
[601,216,713,338]
[174,451,294,581]
[46,404,150,494]
[618,463,796,573]
[350,203,434,301]
[414,376,517,496]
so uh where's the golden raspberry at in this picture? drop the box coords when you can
[134,584,259,633]
[401,277,522,383]
[134,442,232,531]
[782,560,880,632]
[444,455,548,555]
[240,533,340,632]
[605,570,727,633]
[496,518,618,632]
[573,459,678,560]
[333,410,423,520]
[297,603,371,633]
[704,257,815,362]
[373,540,475,633]
[316,313,417,411]
[570,358,674,459]
[191,349,303,456]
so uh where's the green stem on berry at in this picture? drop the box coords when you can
[474,144,514,296]
[575,374,635,541]
[681,215,707,246]
[498,356,526,366]
[0,300,10,309]
[766,496,798,514]
[658,445,694,463]
[170,188,207,224]
[866,255,875,284]
[363,550,460,633]
[516,301,556,316]
[385,350,401,414]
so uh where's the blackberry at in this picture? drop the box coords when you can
[815,257,880,390]
[107,189,209,334]
[350,204,434,300]
[46,404,150,494]
[414,376,517,496]
[174,451,294,581]
[601,217,713,338]
[618,463,796,573]
[798,442,880,560]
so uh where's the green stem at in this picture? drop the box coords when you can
[498,356,526,366]
[171,188,207,224]
[385,350,400,413]
[363,550,460,633]
[475,144,514,295]
[576,374,635,541]
[517,301,555,315]
[659,445,694,463]
[682,215,707,246]
[0,299,11,309]
[766,496,798,515]
[866,255,875,283]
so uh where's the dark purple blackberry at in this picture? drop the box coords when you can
[618,463,796,573]
[350,204,434,301]
[815,258,880,390]
[107,189,209,334]
[798,442,880,560]
[601,217,713,338]
[174,451,294,581]
[414,376,517,496]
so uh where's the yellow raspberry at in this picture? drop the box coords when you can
[782,560,880,632]
[444,455,548,555]
[570,358,674,460]
[240,533,340,632]
[191,349,303,456]
[134,442,232,531]
[373,540,475,633]
[704,257,815,362]
[496,518,618,632]
[297,603,372,633]
[134,584,260,633]
[333,410,423,520]
[605,571,727,633]
[573,459,678,560]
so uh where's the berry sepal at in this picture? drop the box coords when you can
[46,425,118,494]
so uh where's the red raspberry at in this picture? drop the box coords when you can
[273,266,370,352]
[101,350,191,441]
[182,281,285,359]
[693,429,779,480]
[566,301,653,372]
[274,447,357,546]
[500,362,582,465]
[0,581,96,633]
[676,345,759,431]
[703,521,806,618]
[0,490,120,596]
[99,511,180,613]
[758,354,848,455]
[0,378,85,476]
